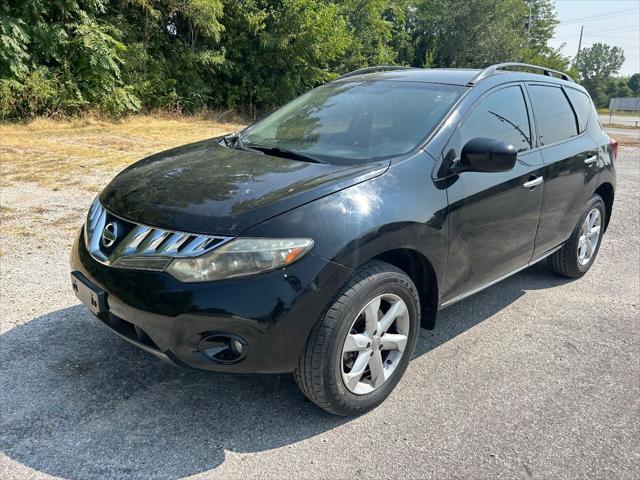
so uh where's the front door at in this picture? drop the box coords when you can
[441,84,545,302]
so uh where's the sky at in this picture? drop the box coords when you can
[548,0,640,75]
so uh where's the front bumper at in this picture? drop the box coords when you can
[70,230,353,374]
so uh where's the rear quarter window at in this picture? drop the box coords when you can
[528,85,578,146]
[565,88,593,133]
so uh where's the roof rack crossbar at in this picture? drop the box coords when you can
[468,62,574,85]
[334,65,415,81]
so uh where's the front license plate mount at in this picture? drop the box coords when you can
[71,271,108,316]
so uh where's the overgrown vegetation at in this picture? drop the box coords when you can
[0,0,636,120]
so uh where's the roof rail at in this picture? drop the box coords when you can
[334,65,415,81]
[468,62,574,85]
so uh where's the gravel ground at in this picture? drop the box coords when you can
[1,146,639,480]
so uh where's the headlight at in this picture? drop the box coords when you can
[165,237,314,282]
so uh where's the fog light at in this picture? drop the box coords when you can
[198,333,248,364]
[230,338,244,356]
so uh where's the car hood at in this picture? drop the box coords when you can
[100,139,388,236]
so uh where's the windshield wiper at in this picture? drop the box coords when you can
[225,134,266,154]
[243,144,326,164]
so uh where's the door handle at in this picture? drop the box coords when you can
[523,176,544,188]
[584,155,598,165]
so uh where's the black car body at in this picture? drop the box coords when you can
[71,63,616,415]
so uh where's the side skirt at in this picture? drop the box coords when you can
[439,244,564,309]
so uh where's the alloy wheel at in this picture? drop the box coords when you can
[577,208,601,266]
[341,293,410,395]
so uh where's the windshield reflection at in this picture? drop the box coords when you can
[241,80,464,164]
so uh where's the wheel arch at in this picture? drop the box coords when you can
[594,182,614,231]
[371,248,439,330]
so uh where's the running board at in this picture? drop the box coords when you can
[440,244,564,308]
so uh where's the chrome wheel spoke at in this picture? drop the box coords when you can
[344,333,370,352]
[368,350,386,388]
[578,236,586,258]
[344,351,370,391]
[379,299,406,334]
[381,333,408,352]
[364,297,381,334]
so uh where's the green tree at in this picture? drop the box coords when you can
[411,0,528,68]
[0,0,142,117]
[337,0,395,70]
[382,0,415,65]
[519,0,574,75]
[520,45,575,77]
[606,77,633,100]
[214,0,350,116]
[575,43,625,107]
[628,73,640,95]
[524,0,558,52]
[575,43,625,82]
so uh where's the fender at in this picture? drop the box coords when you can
[243,151,449,308]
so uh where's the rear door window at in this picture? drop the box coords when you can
[459,85,532,152]
[528,85,578,145]
[565,88,592,133]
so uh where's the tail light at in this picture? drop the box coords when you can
[610,137,618,161]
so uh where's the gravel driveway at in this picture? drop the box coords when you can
[1,147,638,480]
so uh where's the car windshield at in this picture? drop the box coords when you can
[239,80,465,164]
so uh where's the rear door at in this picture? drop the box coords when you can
[442,84,545,302]
[525,84,600,257]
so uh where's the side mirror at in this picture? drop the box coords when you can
[453,137,517,173]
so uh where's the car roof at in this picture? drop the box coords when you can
[334,67,579,89]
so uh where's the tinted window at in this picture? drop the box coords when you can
[460,86,532,152]
[565,88,592,132]
[240,81,464,164]
[528,85,578,145]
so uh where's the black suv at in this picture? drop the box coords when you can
[71,63,617,416]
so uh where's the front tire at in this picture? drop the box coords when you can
[294,261,420,416]
[548,194,606,278]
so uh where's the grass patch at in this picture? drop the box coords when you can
[597,108,640,118]
[0,114,246,190]
[604,123,640,130]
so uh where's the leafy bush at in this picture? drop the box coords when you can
[0,68,58,119]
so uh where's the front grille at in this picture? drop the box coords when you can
[84,199,233,271]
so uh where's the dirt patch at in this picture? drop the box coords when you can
[0,115,245,191]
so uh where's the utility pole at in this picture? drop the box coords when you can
[576,25,584,58]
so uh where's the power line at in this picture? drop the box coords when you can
[553,25,640,39]
[557,7,638,25]
[582,33,640,39]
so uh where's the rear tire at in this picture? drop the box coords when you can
[547,194,606,278]
[294,261,420,416]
